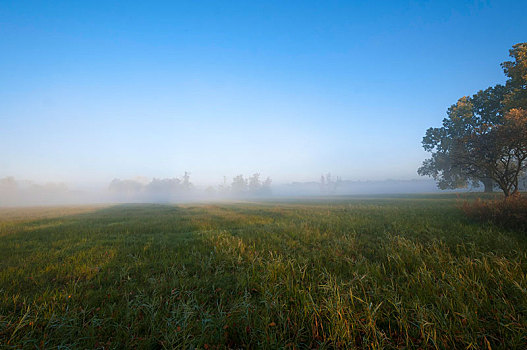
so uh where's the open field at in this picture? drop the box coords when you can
[1,194,526,349]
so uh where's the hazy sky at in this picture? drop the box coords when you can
[1,0,526,186]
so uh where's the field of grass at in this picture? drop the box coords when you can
[1,194,526,349]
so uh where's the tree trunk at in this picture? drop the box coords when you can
[482,178,494,193]
[497,181,510,197]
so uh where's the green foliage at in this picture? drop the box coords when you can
[502,43,527,110]
[419,43,527,196]
[418,93,501,189]
[1,196,527,349]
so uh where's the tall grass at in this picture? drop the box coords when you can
[0,196,526,348]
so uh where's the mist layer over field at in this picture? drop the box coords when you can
[0,175,463,207]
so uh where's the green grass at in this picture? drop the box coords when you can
[1,194,526,349]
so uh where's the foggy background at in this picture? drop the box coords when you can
[2,1,526,206]
[1,174,466,207]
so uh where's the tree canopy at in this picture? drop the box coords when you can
[419,43,527,196]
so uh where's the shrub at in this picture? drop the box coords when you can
[461,194,527,231]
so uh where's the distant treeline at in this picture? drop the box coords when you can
[0,176,88,206]
[108,173,272,201]
[2,174,525,206]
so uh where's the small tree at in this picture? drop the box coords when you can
[248,173,261,193]
[181,171,192,191]
[262,177,272,195]
[231,175,247,194]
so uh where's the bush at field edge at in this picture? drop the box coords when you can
[461,194,527,231]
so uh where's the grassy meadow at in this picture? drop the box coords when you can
[0,194,526,349]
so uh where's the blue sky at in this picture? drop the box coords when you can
[1,0,526,185]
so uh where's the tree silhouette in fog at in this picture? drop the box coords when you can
[228,174,272,197]
[109,172,194,201]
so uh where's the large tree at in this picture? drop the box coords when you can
[454,108,527,196]
[419,43,527,196]
[418,88,505,192]
[502,43,527,110]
